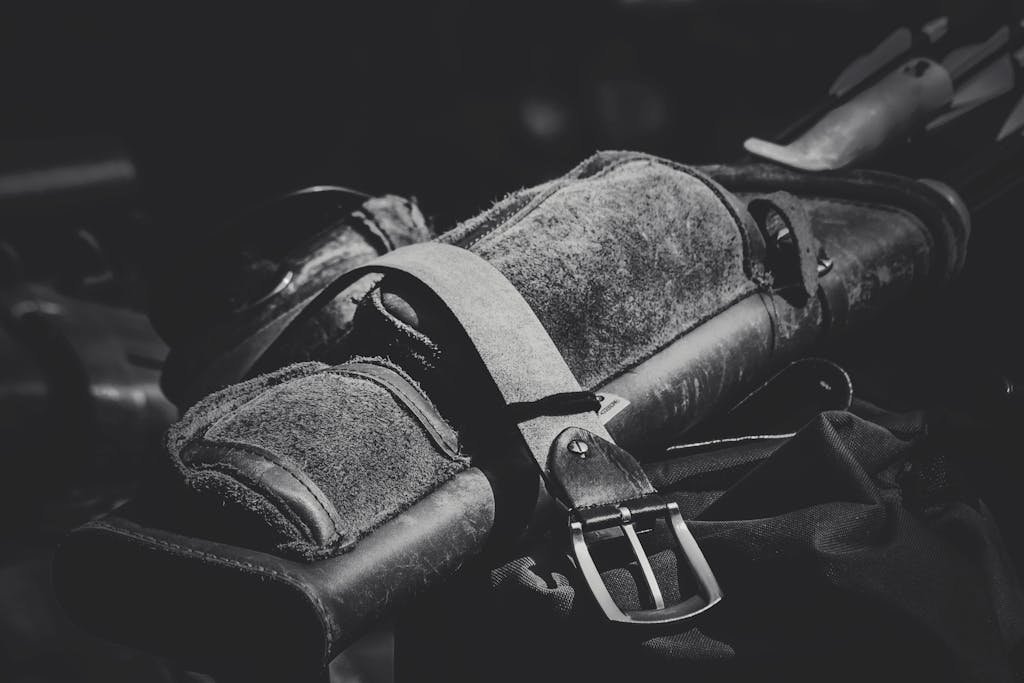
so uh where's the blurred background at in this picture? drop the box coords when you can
[1,1,1021,681]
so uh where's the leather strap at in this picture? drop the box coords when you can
[280,242,654,510]
[748,192,819,302]
[549,427,656,511]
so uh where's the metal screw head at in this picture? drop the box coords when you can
[567,440,589,457]
[774,227,793,246]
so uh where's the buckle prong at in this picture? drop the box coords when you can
[570,500,723,625]
[617,506,666,610]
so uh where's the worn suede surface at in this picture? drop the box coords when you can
[439,150,760,389]
[164,151,763,559]
[166,360,468,559]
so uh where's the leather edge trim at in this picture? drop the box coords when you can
[187,438,349,550]
[332,361,462,461]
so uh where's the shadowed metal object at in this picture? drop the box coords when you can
[745,58,954,170]
[745,22,1019,171]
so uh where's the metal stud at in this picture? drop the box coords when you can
[567,440,589,457]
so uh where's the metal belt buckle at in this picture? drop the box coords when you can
[570,500,723,624]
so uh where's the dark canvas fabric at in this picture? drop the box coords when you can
[399,403,1024,683]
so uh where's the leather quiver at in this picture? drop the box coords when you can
[54,151,969,680]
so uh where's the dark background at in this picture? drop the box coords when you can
[1,1,945,236]
[2,2,1021,681]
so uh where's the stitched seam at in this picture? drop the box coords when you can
[569,458,657,511]
[84,521,339,663]
[331,367,463,461]
[197,365,327,444]
[170,384,271,448]
[190,460,325,547]
[188,366,345,538]
[199,437,345,546]
[341,369,457,455]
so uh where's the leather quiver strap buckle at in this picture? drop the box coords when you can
[571,499,723,625]
[337,245,723,626]
[550,427,722,625]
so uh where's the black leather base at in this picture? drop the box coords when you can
[54,467,496,680]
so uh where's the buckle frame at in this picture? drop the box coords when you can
[570,501,723,624]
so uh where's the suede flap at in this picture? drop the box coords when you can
[166,361,468,560]
[442,150,762,388]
